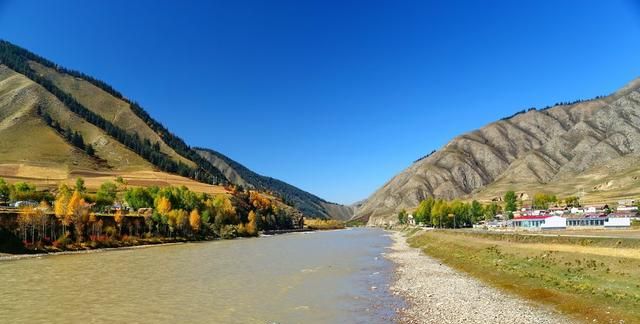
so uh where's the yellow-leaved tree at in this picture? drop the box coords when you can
[54,184,71,237]
[246,210,258,236]
[66,190,86,242]
[114,209,124,237]
[189,209,201,234]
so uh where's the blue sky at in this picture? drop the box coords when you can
[1,1,640,204]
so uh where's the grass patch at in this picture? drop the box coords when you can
[408,230,640,323]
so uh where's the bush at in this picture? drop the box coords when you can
[52,233,71,248]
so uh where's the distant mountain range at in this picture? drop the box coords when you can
[356,77,640,225]
[0,40,352,220]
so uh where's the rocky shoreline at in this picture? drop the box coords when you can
[386,230,575,324]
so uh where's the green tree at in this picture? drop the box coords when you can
[484,202,499,221]
[0,178,9,202]
[504,191,517,213]
[124,187,154,211]
[532,192,557,209]
[397,209,408,225]
[96,181,117,208]
[414,197,434,224]
[9,182,37,201]
[75,178,86,193]
[470,200,483,223]
[564,196,580,207]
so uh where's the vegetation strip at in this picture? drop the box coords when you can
[407,230,640,323]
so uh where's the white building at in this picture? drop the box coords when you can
[604,217,631,228]
[540,216,567,229]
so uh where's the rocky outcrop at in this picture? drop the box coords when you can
[358,78,640,225]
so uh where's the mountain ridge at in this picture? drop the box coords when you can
[356,77,640,225]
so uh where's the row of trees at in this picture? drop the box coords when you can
[0,179,52,203]
[399,191,588,228]
[39,108,95,156]
[399,198,501,228]
[4,177,303,249]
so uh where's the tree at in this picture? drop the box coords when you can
[397,209,408,225]
[470,200,483,224]
[114,209,124,236]
[484,202,499,221]
[156,196,172,216]
[0,178,9,202]
[96,181,117,209]
[10,182,37,201]
[532,192,557,209]
[564,196,580,207]
[504,191,517,213]
[415,198,434,225]
[67,190,86,242]
[55,184,72,235]
[85,144,95,156]
[124,187,154,210]
[189,209,201,234]
[246,210,258,236]
[75,178,86,194]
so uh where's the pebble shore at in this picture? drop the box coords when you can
[386,231,576,324]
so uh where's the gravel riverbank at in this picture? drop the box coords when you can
[386,230,576,324]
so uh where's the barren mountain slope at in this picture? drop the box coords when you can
[358,78,640,225]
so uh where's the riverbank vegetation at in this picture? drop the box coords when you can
[400,190,599,228]
[0,177,306,253]
[406,230,640,323]
[304,218,345,230]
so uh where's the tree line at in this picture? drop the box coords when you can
[398,190,588,228]
[1,177,303,251]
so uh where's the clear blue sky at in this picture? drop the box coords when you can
[1,1,640,204]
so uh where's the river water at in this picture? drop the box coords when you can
[0,228,402,323]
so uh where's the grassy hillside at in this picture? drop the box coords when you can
[0,39,351,219]
[29,61,196,169]
[0,40,226,184]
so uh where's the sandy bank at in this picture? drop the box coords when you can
[386,230,576,324]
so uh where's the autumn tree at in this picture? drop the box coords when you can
[67,190,88,242]
[55,184,72,236]
[564,196,580,207]
[114,209,124,237]
[189,209,201,235]
[246,210,258,236]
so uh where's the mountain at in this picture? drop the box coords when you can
[195,148,354,220]
[357,77,640,225]
[0,40,352,219]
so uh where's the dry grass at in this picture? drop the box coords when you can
[0,164,228,195]
[408,230,640,323]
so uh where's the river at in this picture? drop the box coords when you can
[0,228,403,323]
